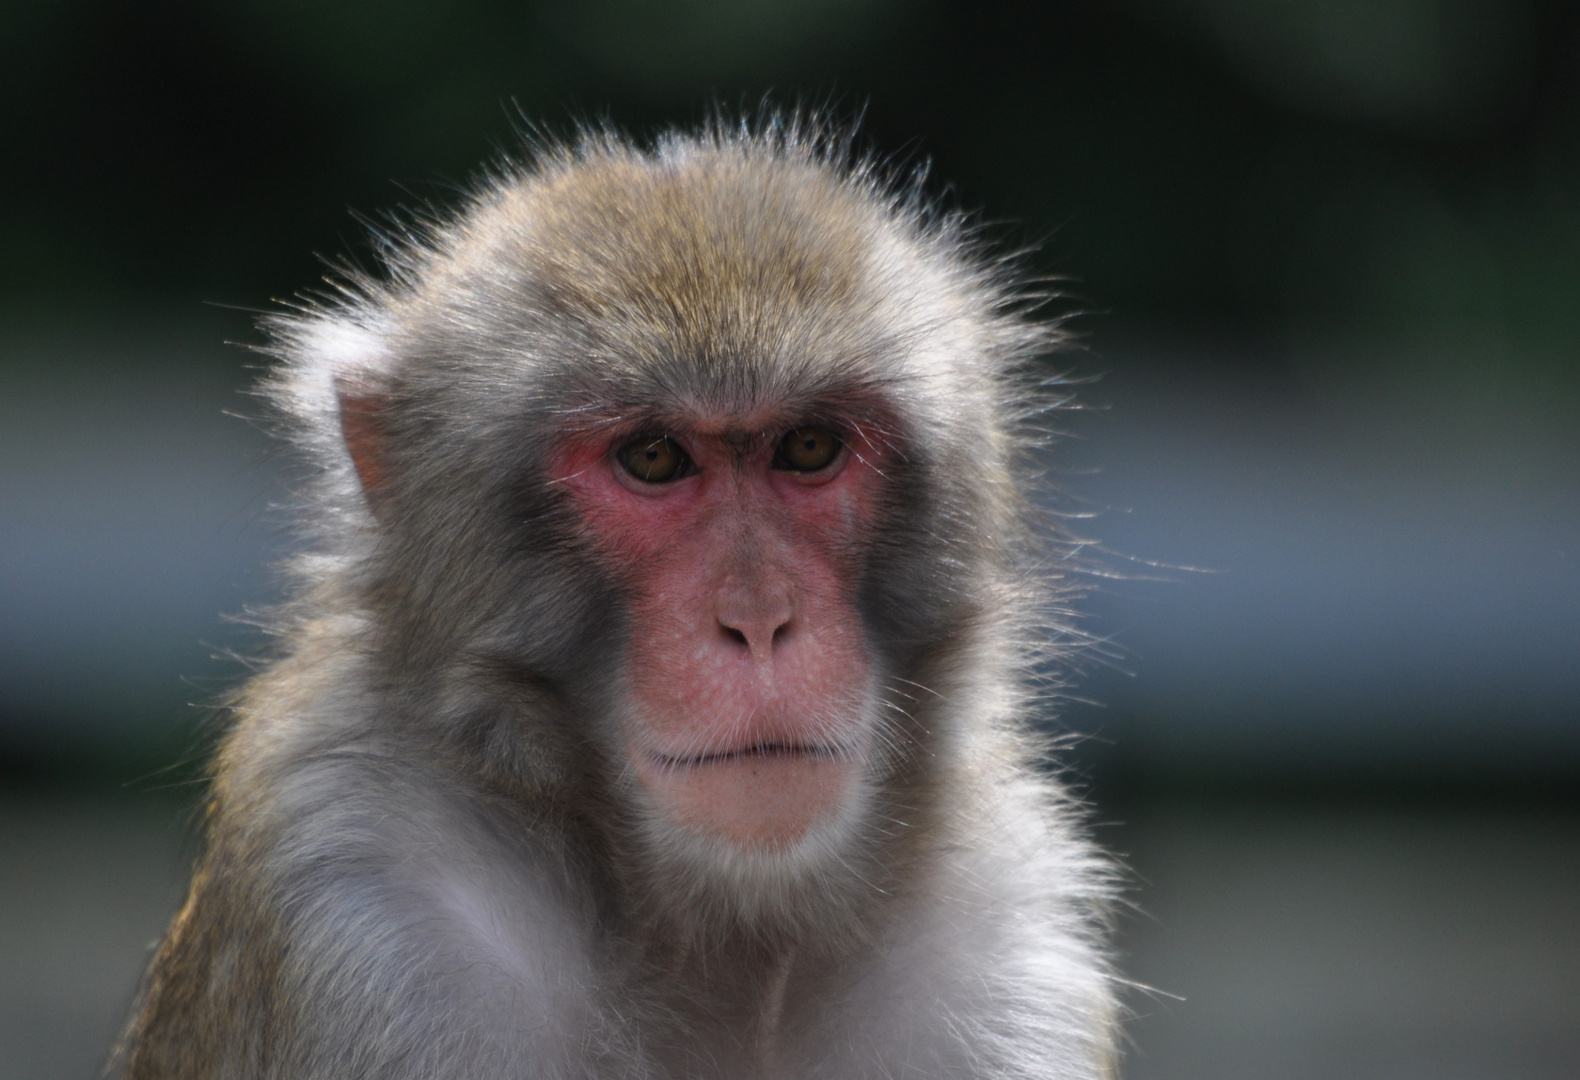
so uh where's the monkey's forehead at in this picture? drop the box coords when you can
[499,150,882,309]
[395,145,977,358]
[279,137,1039,448]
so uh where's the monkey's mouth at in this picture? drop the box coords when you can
[634,733,865,847]
[648,741,848,768]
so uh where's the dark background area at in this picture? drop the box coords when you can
[2,2,1576,1078]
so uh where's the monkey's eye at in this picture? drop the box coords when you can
[773,426,842,473]
[617,436,691,484]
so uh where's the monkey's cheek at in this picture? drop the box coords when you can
[634,755,857,851]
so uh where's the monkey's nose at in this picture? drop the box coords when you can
[716,596,793,661]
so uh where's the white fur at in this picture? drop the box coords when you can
[126,126,1119,1080]
[251,742,1112,1079]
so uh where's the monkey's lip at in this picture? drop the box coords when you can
[646,741,849,768]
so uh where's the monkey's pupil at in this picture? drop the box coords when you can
[621,437,685,483]
[776,427,840,472]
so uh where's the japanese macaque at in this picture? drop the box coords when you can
[119,119,1119,1080]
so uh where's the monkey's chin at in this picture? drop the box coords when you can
[635,748,858,852]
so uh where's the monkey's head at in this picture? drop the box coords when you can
[267,127,1056,921]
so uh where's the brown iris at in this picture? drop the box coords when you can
[773,426,842,472]
[618,436,689,483]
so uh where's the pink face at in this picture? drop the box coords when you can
[556,411,889,851]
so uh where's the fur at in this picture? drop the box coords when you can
[118,117,1118,1080]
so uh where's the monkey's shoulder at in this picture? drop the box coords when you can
[135,747,601,1078]
[808,777,1113,1075]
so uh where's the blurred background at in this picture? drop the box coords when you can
[2,1,1576,1077]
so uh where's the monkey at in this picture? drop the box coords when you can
[117,118,1119,1080]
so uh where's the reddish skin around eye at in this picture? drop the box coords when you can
[556,415,888,851]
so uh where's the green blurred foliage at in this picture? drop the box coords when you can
[0,0,1575,402]
[1137,0,1535,132]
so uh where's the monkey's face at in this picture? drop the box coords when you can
[556,410,892,854]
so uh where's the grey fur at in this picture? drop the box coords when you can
[119,118,1119,1080]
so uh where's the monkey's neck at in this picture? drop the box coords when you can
[628,934,805,1078]
[753,944,796,1069]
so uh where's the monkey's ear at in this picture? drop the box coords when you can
[335,377,390,507]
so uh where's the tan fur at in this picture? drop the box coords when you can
[116,119,1119,1080]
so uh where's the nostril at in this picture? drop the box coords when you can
[772,623,788,645]
[722,626,748,647]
